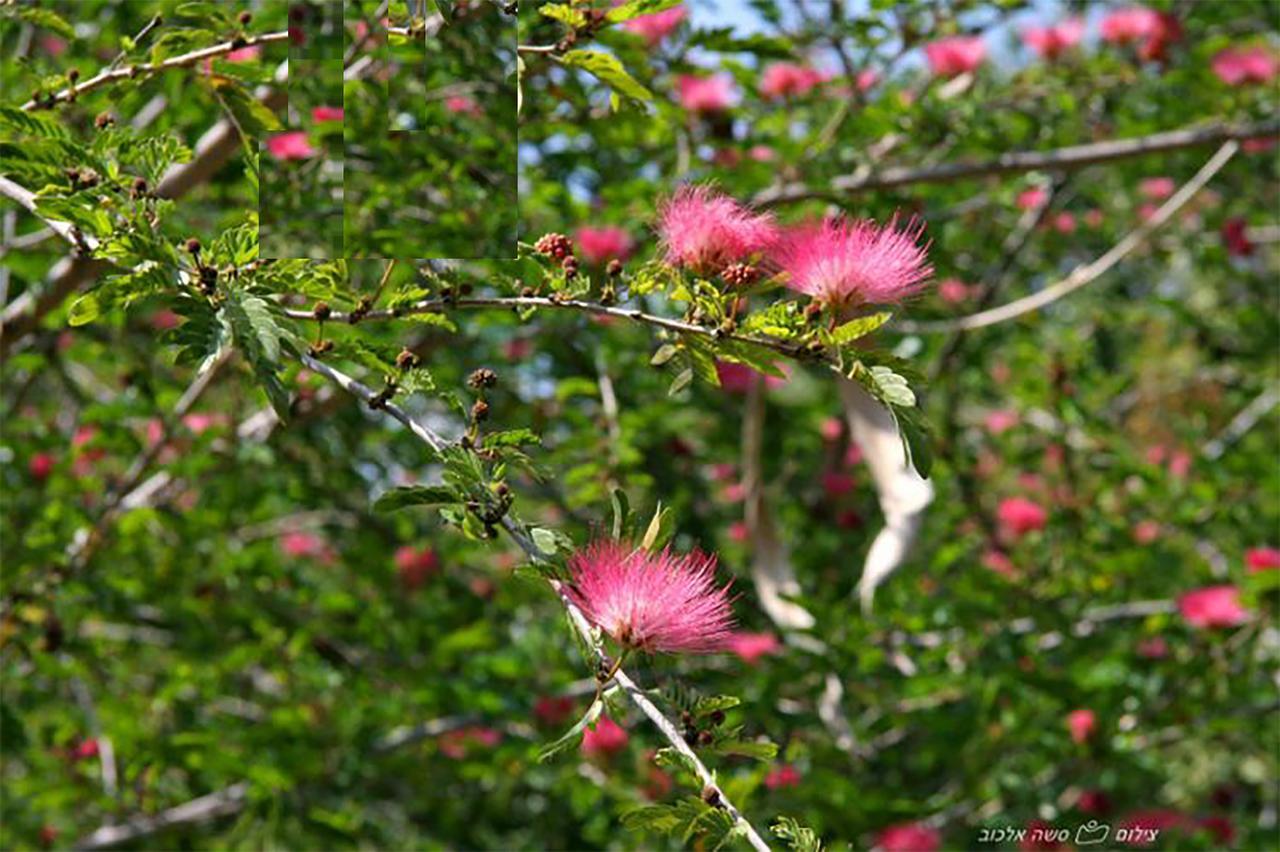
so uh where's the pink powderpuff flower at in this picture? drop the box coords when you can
[727,631,780,664]
[748,145,776,162]
[581,715,629,758]
[820,417,843,442]
[29,452,54,481]
[856,68,881,91]
[997,497,1047,537]
[72,738,100,761]
[439,726,502,759]
[266,131,318,161]
[1140,177,1175,200]
[533,695,576,727]
[623,5,687,47]
[565,540,736,654]
[225,45,261,62]
[1132,520,1161,544]
[1246,547,1280,572]
[984,409,1019,435]
[1067,708,1097,743]
[1137,636,1168,659]
[1167,449,1191,479]
[311,106,343,122]
[822,470,855,497]
[937,278,970,304]
[759,62,827,99]
[1051,211,1077,234]
[1178,585,1248,629]
[1211,46,1277,86]
[982,549,1017,579]
[281,532,332,561]
[444,95,482,116]
[1016,186,1049,210]
[150,309,181,330]
[1023,18,1084,61]
[727,521,750,543]
[676,73,737,113]
[720,481,747,503]
[924,36,986,78]
[879,822,941,852]
[764,763,801,789]
[574,225,634,266]
[657,186,778,274]
[776,215,932,308]
[1221,217,1254,256]
[715,361,788,393]
[394,545,439,590]
[844,442,864,467]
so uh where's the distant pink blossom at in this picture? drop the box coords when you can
[657,185,778,274]
[1168,449,1191,479]
[445,95,482,116]
[1132,520,1161,544]
[150,309,181,330]
[820,417,843,442]
[565,540,735,654]
[1078,789,1112,815]
[879,822,941,852]
[394,545,439,590]
[775,215,932,307]
[281,531,330,560]
[574,225,634,265]
[677,73,737,113]
[266,131,318,160]
[439,726,502,759]
[759,62,827,99]
[503,338,533,360]
[764,763,801,789]
[1221,217,1254,256]
[226,45,261,62]
[1100,8,1180,61]
[856,68,881,91]
[1023,18,1084,61]
[728,521,749,543]
[1084,209,1105,229]
[534,695,575,727]
[1051,212,1077,234]
[822,470,856,497]
[997,497,1047,537]
[984,409,1019,435]
[1211,46,1277,86]
[1016,186,1048,210]
[720,481,747,503]
[727,631,780,664]
[716,361,788,393]
[844,443,863,466]
[924,36,986,78]
[1243,136,1277,154]
[748,145,776,162]
[982,549,1017,579]
[29,452,54,481]
[72,738,99,761]
[622,5,687,46]
[581,715,629,757]
[1178,585,1248,629]
[1067,708,1097,743]
[311,105,343,122]
[1140,177,1175,200]
[1137,636,1168,659]
[1246,547,1280,572]
[937,278,970,303]
[709,462,737,483]
[40,36,67,57]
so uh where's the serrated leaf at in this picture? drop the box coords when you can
[224,290,290,419]
[558,50,653,103]
[373,485,457,512]
[707,737,777,761]
[68,262,173,326]
[831,311,891,345]
[5,5,75,38]
[209,78,282,138]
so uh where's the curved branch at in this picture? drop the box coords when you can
[896,140,1239,334]
[753,119,1275,206]
[20,31,290,111]
[284,295,812,362]
[0,176,96,252]
[300,354,772,852]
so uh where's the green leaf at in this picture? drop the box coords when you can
[557,51,653,103]
[689,28,796,58]
[224,290,290,419]
[32,194,112,238]
[432,0,455,22]
[831,311,891,345]
[894,405,934,480]
[209,79,282,138]
[0,106,70,140]
[706,737,777,761]
[373,485,457,512]
[607,0,682,24]
[166,298,231,374]
[668,366,693,396]
[482,429,541,449]
[772,816,824,852]
[538,699,602,762]
[4,5,75,39]
[67,262,173,326]
[650,343,679,367]
[149,28,217,63]
[610,488,630,540]
[860,364,916,408]
[531,526,573,557]
[539,3,587,28]
[640,502,673,552]
[693,695,741,717]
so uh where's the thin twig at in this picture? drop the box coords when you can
[753,120,1274,205]
[1202,387,1279,460]
[896,141,1239,334]
[20,31,290,111]
[0,176,97,252]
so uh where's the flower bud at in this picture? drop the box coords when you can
[94,112,115,129]
[533,232,574,261]
[471,399,490,422]
[395,348,419,370]
[701,785,721,807]
[312,301,331,321]
[467,368,498,390]
[67,68,80,83]
[238,10,253,25]
[185,237,202,254]
[606,258,623,277]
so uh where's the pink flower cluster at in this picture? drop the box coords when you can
[1211,46,1278,86]
[924,35,987,78]
[574,225,634,265]
[622,5,686,47]
[565,539,736,654]
[1099,6,1181,62]
[677,73,738,113]
[1023,18,1084,61]
[657,185,778,274]
[759,62,828,99]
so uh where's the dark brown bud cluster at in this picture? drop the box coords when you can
[67,68,80,83]
[129,177,149,199]
[680,707,726,749]
[198,266,218,295]
[94,112,115,129]
[722,263,758,288]
[185,237,202,255]
[368,378,397,410]
[395,347,419,371]
[803,301,823,322]
[308,339,334,357]
[348,295,374,324]
[533,232,574,261]
[700,786,722,808]
[237,10,253,25]
[230,35,247,49]
[561,255,579,279]
[312,301,331,321]
[471,398,490,422]
[467,368,498,390]
[606,258,623,277]
[64,167,99,191]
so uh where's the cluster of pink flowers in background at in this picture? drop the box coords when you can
[574,225,634,265]
[266,131,318,161]
[1211,46,1278,86]
[622,4,686,47]
[924,35,987,78]
[581,715,629,758]
[676,73,738,113]
[1023,18,1085,60]
[1098,5,1181,61]
[759,62,828,99]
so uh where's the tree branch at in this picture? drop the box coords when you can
[0,176,97,252]
[753,119,1274,205]
[299,354,773,852]
[20,31,290,111]
[896,141,1239,334]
